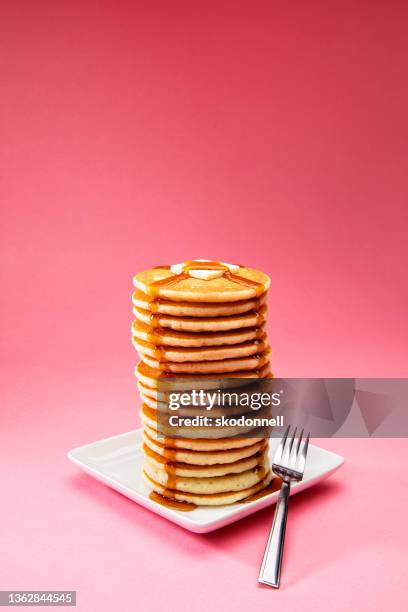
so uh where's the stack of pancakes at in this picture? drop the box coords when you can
[132,260,273,507]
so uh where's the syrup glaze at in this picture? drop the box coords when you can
[133,260,267,373]
[242,476,283,502]
[148,491,197,511]
[148,260,265,298]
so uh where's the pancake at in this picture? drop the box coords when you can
[143,443,267,477]
[133,289,267,317]
[143,458,269,494]
[142,429,267,464]
[132,336,267,363]
[139,347,271,373]
[131,319,266,348]
[143,470,273,506]
[134,262,270,302]
[135,361,272,390]
[143,423,263,451]
[137,381,157,400]
[133,304,267,332]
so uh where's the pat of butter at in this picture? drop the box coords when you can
[170,260,240,280]
[221,262,239,272]
[171,262,188,275]
[188,269,224,280]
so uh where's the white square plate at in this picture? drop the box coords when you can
[68,429,344,533]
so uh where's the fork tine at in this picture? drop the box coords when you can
[289,428,303,467]
[274,425,290,464]
[289,427,297,452]
[296,428,304,458]
[287,427,298,464]
[297,432,310,473]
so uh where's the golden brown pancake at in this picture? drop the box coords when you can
[133,262,270,302]
[143,471,273,506]
[143,458,269,494]
[138,347,271,374]
[143,443,267,477]
[133,304,267,332]
[131,319,266,348]
[143,423,263,451]
[133,289,267,317]
[132,336,267,363]
[142,428,267,464]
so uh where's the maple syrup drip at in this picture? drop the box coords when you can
[242,476,283,502]
[139,292,162,314]
[143,443,192,471]
[255,327,265,339]
[148,490,197,512]
[154,347,166,361]
[139,324,167,344]
[255,310,266,325]
[143,443,166,463]
[166,473,178,489]
[253,337,266,348]
[150,301,160,314]
[149,313,160,328]
[150,272,189,291]
[224,271,262,289]
[143,439,184,503]
[153,265,171,270]
[158,360,170,371]
[162,437,180,454]
[224,271,265,297]
[142,404,157,420]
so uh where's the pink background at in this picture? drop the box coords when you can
[1,1,408,611]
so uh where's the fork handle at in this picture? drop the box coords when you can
[258,480,291,588]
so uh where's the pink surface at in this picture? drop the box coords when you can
[1,1,408,610]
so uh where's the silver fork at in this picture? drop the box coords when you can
[258,426,310,588]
